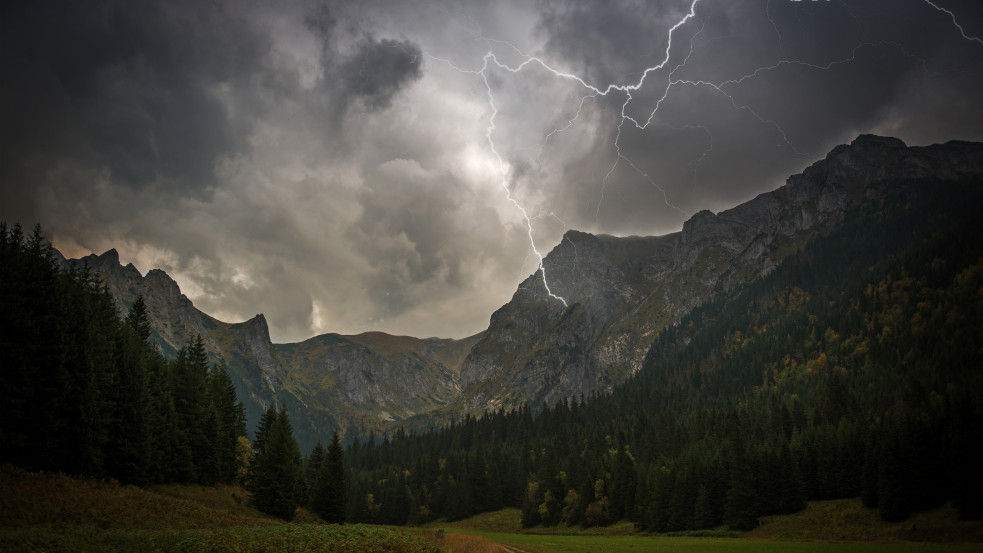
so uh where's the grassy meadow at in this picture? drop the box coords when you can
[433,504,983,553]
[0,465,438,553]
[2,465,982,553]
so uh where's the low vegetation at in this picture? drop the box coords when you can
[0,466,437,553]
[3,466,982,552]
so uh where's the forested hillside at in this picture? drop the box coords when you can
[344,177,983,529]
[0,223,246,486]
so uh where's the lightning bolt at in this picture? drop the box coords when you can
[921,0,983,44]
[426,0,980,307]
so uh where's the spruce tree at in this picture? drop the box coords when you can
[724,447,759,531]
[248,407,305,520]
[208,362,246,484]
[306,442,325,506]
[312,431,349,523]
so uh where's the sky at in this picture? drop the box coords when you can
[2,0,982,343]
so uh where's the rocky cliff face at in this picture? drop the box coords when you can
[64,250,291,429]
[277,332,479,426]
[458,135,983,412]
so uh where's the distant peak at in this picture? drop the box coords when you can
[563,229,595,241]
[144,268,180,290]
[98,248,120,263]
[851,134,907,148]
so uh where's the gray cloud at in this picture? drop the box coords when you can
[2,0,982,341]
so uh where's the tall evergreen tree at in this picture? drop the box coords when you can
[311,431,349,523]
[209,362,247,484]
[306,442,325,507]
[248,407,305,520]
[724,447,759,531]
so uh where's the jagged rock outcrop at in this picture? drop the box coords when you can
[459,135,983,412]
[64,250,291,429]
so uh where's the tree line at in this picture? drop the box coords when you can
[343,179,983,529]
[1,223,244,485]
[0,223,350,522]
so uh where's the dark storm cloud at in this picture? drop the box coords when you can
[304,1,423,118]
[529,0,983,233]
[536,0,692,86]
[0,0,268,202]
[337,37,423,111]
[2,0,981,341]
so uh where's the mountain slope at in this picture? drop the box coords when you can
[65,250,480,450]
[459,135,983,412]
[276,332,480,430]
[64,249,289,430]
[342,171,983,528]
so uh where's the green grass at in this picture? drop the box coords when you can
[431,499,983,552]
[1,524,440,553]
[447,531,983,553]
[0,466,437,553]
[5,467,982,553]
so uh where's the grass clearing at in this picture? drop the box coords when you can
[0,466,437,553]
[431,498,983,552]
[4,467,982,553]
[1,524,441,553]
[446,531,983,553]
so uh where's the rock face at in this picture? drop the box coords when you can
[458,135,983,412]
[64,250,291,431]
[277,332,479,426]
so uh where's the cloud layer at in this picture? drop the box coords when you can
[3,0,981,341]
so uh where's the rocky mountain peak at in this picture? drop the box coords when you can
[98,248,120,262]
[459,135,983,413]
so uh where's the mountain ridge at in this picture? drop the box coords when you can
[62,134,983,446]
[61,249,479,450]
[456,134,983,412]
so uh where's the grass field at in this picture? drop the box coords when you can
[434,500,983,553]
[0,466,438,553]
[3,466,982,553]
[447,530,983,553]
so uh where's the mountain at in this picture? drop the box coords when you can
[64,249,289,429]
[63,250,480,450]
[342,157,983,527]
[275,331,479,435]
[458,135,983,412]
[65,134,983,448]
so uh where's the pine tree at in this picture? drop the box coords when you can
[311,431,349,523]
[724,447,759,531]
[105,301,151,484]
[248,407,305,520]
[208,362,246,484]
[306,442,325,506]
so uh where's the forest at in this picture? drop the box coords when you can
[0,224,345,521]
[342,178,983,529]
